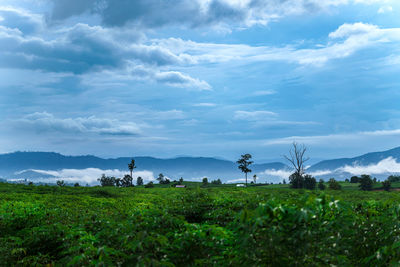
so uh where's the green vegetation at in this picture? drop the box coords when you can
[236,153,253,186]
[1,182,400,266]
[328,178,342,190]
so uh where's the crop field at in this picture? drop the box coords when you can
[1,182,400,266]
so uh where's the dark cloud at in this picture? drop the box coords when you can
[48,0,340,28]
[50,0,98,20]
[0,22,192,74]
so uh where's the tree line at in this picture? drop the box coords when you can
[94,144,399,191]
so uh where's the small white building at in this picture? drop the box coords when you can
[175,185,186,188]
[236,184,245,187]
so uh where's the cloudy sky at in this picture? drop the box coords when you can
[1,0,400,162]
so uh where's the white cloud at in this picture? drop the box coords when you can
[253,90,276,96]
[154,71,211,90]
[193,103,217,107]
[233,110,317,127]
[15,168,155,185]
[80,64,211,90]
[226,178,246,183]
[261,169,293,180]
[263,128,400,146]
[14,112,143,136]
[377,5,393,13]
[328,22,378,39]
[338,157,400,175]
[158,22,400,66]
[309,170,334,176]
[234,110,278,120]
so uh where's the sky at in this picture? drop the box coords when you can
[0,0,400,162]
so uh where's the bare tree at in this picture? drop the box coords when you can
[284,142,310,176]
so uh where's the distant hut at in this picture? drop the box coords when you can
[175,185,186,188]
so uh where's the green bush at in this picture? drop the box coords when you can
[328,178,341,190]
[318,179,326,190]
[382,180,391,191]
[359,174,373,191]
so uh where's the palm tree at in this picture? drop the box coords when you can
[128,159,136,178]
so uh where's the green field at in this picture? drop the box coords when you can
[1,182,400,266]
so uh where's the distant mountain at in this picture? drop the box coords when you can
[0,151,288,183]
[307,146,400,179]
[308,146,400,171]
[3,146,399,184]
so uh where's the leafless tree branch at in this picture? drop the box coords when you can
[284,142,309,175]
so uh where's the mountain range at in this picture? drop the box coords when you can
[1,146,400,184]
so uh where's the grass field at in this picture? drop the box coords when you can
[1,181,400,266]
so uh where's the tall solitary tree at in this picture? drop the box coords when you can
[284,142,309,177]
[253,174,257,184]
[237,154,253,186]
[128,159,136,179]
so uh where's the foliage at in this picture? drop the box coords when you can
[303,175,316,190]
[136,176,144,186]
[289,173,316,190]
[127,159,136,178]
[359,174,373,191]
[382,180,391,191]
[98,174,116,187]
[56,180,65,187]
[121,175,133,187]
[388,175,400,183]
[328,178,341,190]
[350,176,360,183]
[318,179,326,190]
[144,181,154,188]
[237,154,253,185]
[211,179,222,185]
[156,173,170,184]
[202,177,208,186]
[2,183,400,265]
[289,173,304,189]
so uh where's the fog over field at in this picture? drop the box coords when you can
[3,147,400,184]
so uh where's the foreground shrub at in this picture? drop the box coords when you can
[233,195,400,266]
[328,178,341,190]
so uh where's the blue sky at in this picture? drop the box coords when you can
[0,0,400,162]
